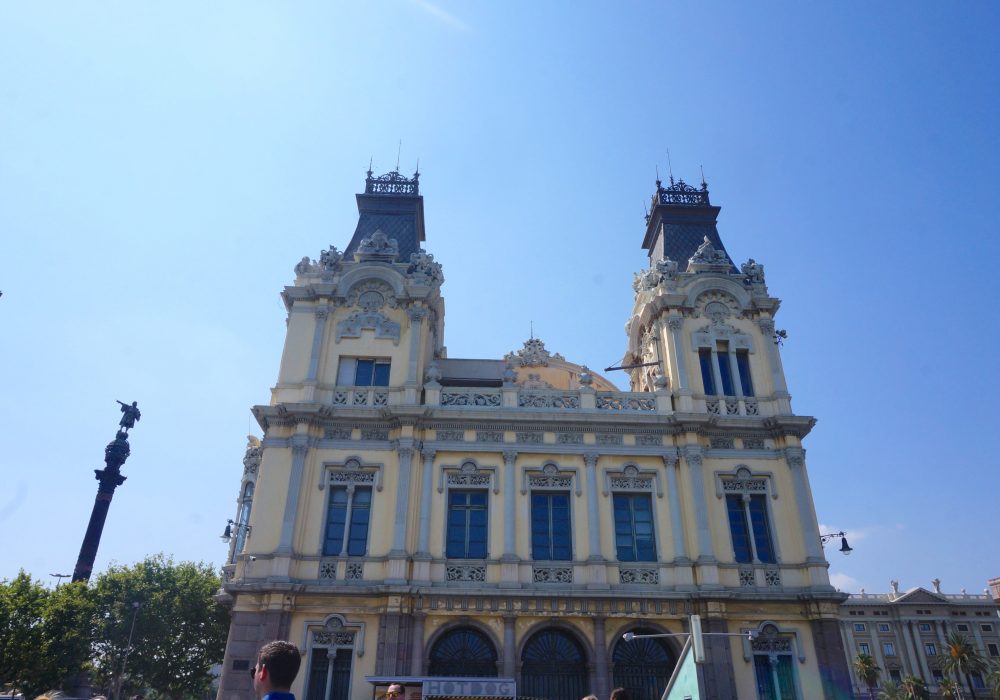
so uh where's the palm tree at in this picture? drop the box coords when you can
[854,652,882,700]
[942,632,988,699]
[986,660,1000,698]
[879,681,906,700]
[899,675,929,699]
[938,677,962,700]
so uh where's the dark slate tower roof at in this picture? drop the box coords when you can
[641,178,736,271]
[344,169,426,261]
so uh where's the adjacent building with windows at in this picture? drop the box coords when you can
[216,170,852,700]
[840,581,1000,695]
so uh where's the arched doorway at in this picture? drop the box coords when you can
[611,628,678,700]
[428,626,499,677]
[520,628,589,700]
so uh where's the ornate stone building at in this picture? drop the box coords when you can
[216,170,852,700]
[840,581,1000,695]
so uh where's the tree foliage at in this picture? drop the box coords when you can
[1,556,227,700]
[0,572,96,699]
[91,555,228,700]
[942,632,988,700]
[854,652,882,700]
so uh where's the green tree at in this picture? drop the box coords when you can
[854,653,882,700]
[938,677,962,699]
[899,675,929,700]
[942,632,988,699]
[879,681,906,700]
[91,555,228,700]
[986,661,1000,699]
[0,572,96,699]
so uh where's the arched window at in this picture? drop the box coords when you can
[612,628,678,700]
[234,481,254,555]
[520,629,588,700]
[428,627,498,677]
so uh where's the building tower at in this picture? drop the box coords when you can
[216,170,851,700]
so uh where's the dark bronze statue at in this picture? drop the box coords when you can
[117,400,141,431]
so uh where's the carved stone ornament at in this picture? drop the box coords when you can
[243,437,262,475]
[319,245,343,272]
[655,256,679,281]
[355,229,399,261]
[294,256,319,275]
[346,280,396,311]
[424,362,442,384]
[741,258,766,287]
[632,268,661,293]
[503,362,518,385]
[578,366,594,387]
[687,236,731,272]
[693,290,740,323]
[505,338,565,367]
[520,373,553,389]
[336,310,400,344]
[406,248,444,286]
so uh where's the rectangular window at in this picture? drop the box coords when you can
[337,357,390,386]
[932,670,944,682]
[698,349,716,395]
[323,486,372,556]
[878,623,890,632]
[883,642,896,657]
[306,647,352,700]
[447,491,488,559]
[957,624,970,632]
[987,643,998,657]
[725,494,775,564]
[613,493,656,562]
[918,623,931,632]
[717,348,735,396]
[972,672,986,690]
[854,623,867,633]
[531,492,572,561]
[859,643,870,655]
[736,350,754,397]
[925,643,937,656]
[889,670,901,683]
[753,654,796,700]
[982,624,994,632]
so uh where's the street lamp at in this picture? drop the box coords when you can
[220,519,251,543]
[820,531,853,555]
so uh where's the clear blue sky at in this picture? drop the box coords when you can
[2,2,998,595]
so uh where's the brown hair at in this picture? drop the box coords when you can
[610,689,630,700]
[258,640,301,689]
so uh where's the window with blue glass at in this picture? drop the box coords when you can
[336,357,390,386]
[447,490,488,558]
[232,481,254,558]
[531,492,572,560]
[323,486,372,556]
[736,350,754,397]
[699,349,716,395]
[613,493,656,562]
[726,494,775,564]
[698,342,754,398]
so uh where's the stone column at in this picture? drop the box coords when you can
[683,446,718,586]
[502,613,517,678]
[387,443,415,582]
[306,306,330,383]
[709,348,725,397]
[277,436,309,556]
[405,307,427,404]
[585,452,608,589]
[667,317,692,411]
[410,612,426,676]
[413,448,435,582]
[593,616,610,700]
[784,448,826,568]
[663,454,688,561]
[810,618,854,700]
[906,620,932,681]
[501,450,520,587]
[727,350,743,397]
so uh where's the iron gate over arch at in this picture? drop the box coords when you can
[611,628,678,700]
[428,626,499,677]
[520,628,589,700]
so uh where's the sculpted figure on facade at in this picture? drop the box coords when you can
[295,256,319,275]
[687,235,730,271]
[503,361,518,385]
[243,436,262,475]
[632,267,661,293]
[406,248,444,287]
[505,337,564,367]
[356,230,399,261]
[424,362,442,384]
[741,257,765,286]
[320,245,343,271]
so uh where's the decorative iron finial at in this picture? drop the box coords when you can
[700,164,707,189]
[367,157,373,178]
[666,148,675,184]
[414,158,420,179]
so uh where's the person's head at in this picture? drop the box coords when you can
[252,640,301,697]
[582,695,599,700]
[386,684,404,699]
[610,688,630,700]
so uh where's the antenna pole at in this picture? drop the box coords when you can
[666,149,674,184]
[396,140,402,171]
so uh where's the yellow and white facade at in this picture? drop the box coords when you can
[217,171,852,700]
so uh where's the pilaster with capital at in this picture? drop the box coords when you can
[409,611,426,676]
[593,616,610,700]
[757,318,789,394]
[584,453,603,560]
[502,614,516,677]
[502,450,518,558]
[683,447,714,562]
[391,444,416,554]
[416,449,436,555]
[406,306,427,390]
[785,447,824,562]
[663,454,689,561]
[306,306,330,383]
[277,438,310,555]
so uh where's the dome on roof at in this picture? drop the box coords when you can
[504,338,619,391]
